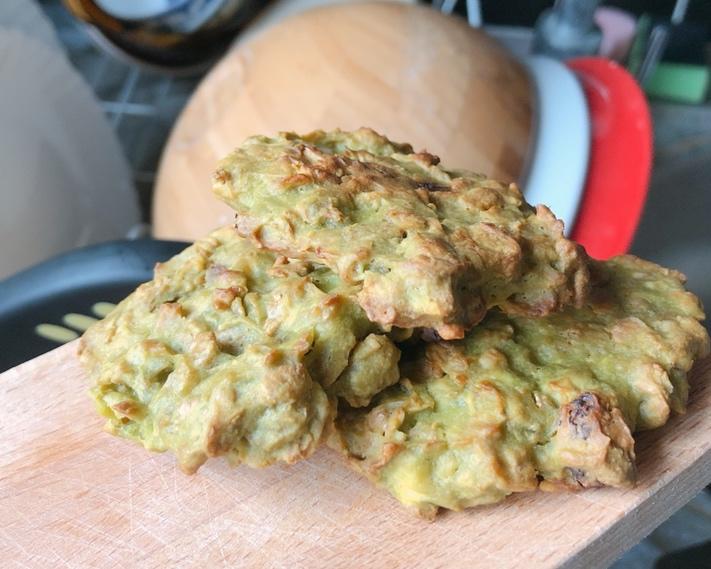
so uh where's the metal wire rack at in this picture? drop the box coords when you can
[40,1,203,221]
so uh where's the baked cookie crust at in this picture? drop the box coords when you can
[331,256,710,518]
[80,226,401,473]
[213,128,589,340]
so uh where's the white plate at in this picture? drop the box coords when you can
[0,0,61,51]
[520,56,590,235]
[0,30,139,279]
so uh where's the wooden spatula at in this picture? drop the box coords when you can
[1,344,710,568]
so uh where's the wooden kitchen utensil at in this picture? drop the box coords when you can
[153,2,533,240]
[1,344,710,568]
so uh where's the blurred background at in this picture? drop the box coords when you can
[0,1,709,566]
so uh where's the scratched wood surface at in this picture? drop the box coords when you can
[1,343,710,569]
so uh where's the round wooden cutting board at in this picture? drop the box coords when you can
[153,2,534,240]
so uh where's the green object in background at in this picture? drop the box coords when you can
[627,13,710,104]
[627,14,652,76]
[645,62,710,104]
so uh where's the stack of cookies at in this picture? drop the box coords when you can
[80,129,709,518]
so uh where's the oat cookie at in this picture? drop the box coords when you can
[80,226,401,473]
[213,128,589,339]
[331,256,709,518]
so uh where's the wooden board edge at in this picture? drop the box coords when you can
[563,357,711,568]
[564,446,711,568]
[0,341,79,383]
